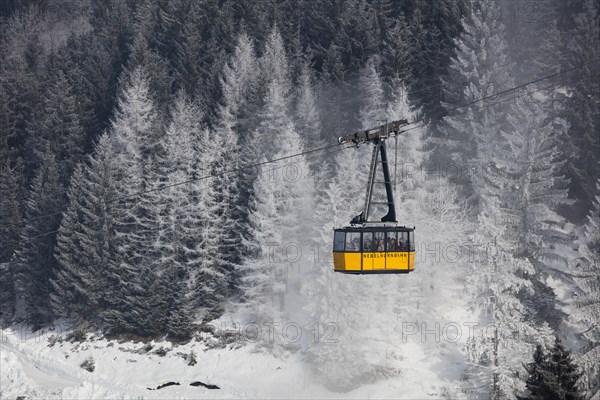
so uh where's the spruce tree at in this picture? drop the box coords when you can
[101,67,162,334]
[36,71,84,186]
[294,62,323,141]
[51,132,121,328]
[0,7,45,177]
[543,337,585,400]
[151,94,202,333]
[245,37,316,322]
[441,3,557,396]
[563,0,600,218]
[400,1,466,124]
[0,261,14,323]
[381,15,411,86]
[495,101,571,330]
[573,178,600,398]
[220,32,260,144]
[243,164,283,320]
[191,33,262,320]
[133,265,168,337]
[165,268,194,341]
[0,162,22,263]
[195,125,240,320]
[89,0,134,82]
[13,145,63,327]
[127,31,174,120]
[173,0,207,98]
[51,165,98,325]
[255,47,294,157]
[358,57,386,129]
[439,0,514,203]
[520,345,554,400]
[301,140,388,391]
[0,159,20,321]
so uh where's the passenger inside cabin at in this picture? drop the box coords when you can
[387,238,396,251]
[397,239,407,251]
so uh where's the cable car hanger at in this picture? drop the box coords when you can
[333,119,416,275]
[339,119,408,225]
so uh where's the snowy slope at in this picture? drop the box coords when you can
[0,323,469,399]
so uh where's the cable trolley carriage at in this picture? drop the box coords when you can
[333,120,415,274]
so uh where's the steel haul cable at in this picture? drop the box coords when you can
[1,58,599,249]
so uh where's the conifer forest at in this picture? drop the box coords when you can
[0,0,598,398]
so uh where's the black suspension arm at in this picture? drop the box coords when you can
[379,140,396,222]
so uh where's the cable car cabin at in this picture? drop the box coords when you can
[333,226,415,274]
[333,119,416,275]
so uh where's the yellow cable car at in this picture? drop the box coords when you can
[333,226,415,274]
[332,120,416,274]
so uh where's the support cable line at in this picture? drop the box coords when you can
[1,142,345,231]
[2,57,599,249]
[3,57,598,229]
[0,143,344,249]
[400,57,600,135]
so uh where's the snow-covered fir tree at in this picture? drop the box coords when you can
[0,161,22,264]
[573,178,600,398]
[217,32,262,288]
[220,32,260,142]
[255,26,293,159]
[294,61,323,147]
[520,337,584,400]
[0,161,21,321]
[302,149,373,391]
[194,114,241,321]
[100,66,163,334]
[0,1,598,396]
[562,0,600,218]
[13,145,64,327]
[51,131,120,329]
[465,180,555,397]
[439,0,513,203]
[441,1,556,396]
[192,33,261,319]
[151,94,201,334]
[52,165,102,326]
[358,57,386,129]
[520,344,552,400]
[495,100,572,329]
[245,126,315,325]
[35,71,84,186]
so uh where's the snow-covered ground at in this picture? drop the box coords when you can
[0,320,469,399]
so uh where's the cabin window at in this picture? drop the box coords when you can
[395,231,407,251]
[386,232,398,251]
[408,231,415,251]
[333,231,345,252]
[362,232,373,252]
[345,232,361,252]
[373,231,385,252]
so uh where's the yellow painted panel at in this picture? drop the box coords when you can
[333,252,345,271]
[385,252,411,270]
[361,252,371,270]
[345,253,362,271]
[374,252,385,270]
[361,252,386,270]
[333,252,362,271]
[333,251,415,273]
